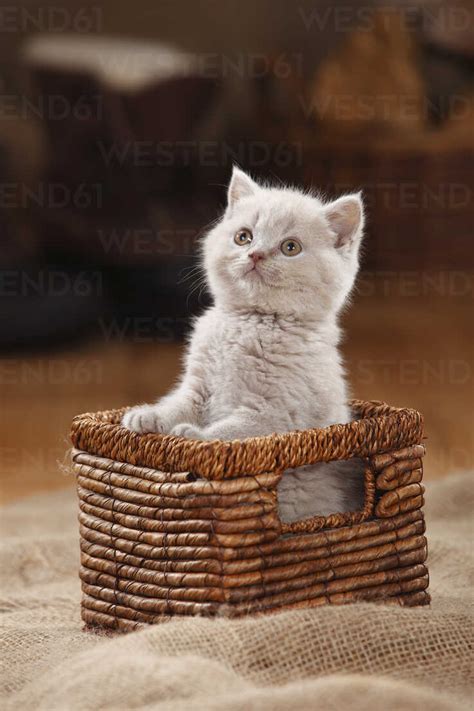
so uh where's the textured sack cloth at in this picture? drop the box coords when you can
[1,472,472,710]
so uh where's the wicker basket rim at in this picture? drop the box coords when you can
[70,399,424,480]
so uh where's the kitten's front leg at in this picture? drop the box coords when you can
[122,388,201,435]
[170,422,206,439]
[122,404,170,434]
[123,315,211,435]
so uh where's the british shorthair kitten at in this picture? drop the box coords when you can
[123,167,365,522]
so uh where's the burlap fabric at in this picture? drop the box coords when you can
[1,472,472,710]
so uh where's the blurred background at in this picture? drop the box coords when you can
[1,0,472,502]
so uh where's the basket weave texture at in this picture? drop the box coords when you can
[71,399,429,631]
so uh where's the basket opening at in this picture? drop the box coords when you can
[279,459,375,536]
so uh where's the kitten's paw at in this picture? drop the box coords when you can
[171,423,204,440]
[122,406,165,434]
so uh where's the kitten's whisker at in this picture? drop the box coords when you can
[186,275,208,308]
[178,265,204,285]
[186,275,207,300]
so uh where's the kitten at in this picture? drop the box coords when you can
[123,167,365,522]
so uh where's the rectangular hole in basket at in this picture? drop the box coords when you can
[280,460,375,535]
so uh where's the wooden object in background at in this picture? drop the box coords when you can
[22,35,219,264]
[309,9,427,137]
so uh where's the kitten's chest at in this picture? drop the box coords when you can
[196,311,347,427]
[203,315,313,399]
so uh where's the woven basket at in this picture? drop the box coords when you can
[70,399,429,631]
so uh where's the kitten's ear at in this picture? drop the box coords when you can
[227,166,258,209]
[324,193,364,249]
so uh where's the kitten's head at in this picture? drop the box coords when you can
[203,167,364,320]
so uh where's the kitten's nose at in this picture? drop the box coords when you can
[249,251,265,264]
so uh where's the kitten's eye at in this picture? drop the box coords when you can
[234,229,253,246]
[280,238,302,256]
